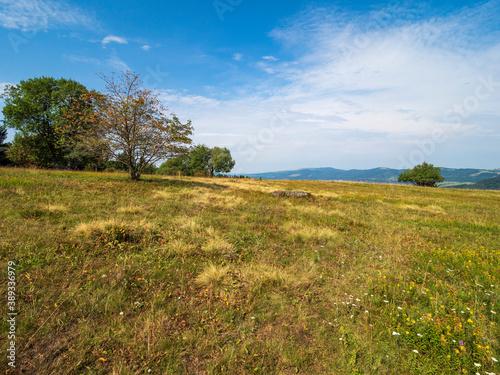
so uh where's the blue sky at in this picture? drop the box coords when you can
[1,0,499,173]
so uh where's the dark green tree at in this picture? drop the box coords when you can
[398,162,445,187]
[157,144,235,177]
[189,144,212,175]
[0,126,10,166]
[1,77,89,168]
[208,146,235,176]
[156,153,191,176]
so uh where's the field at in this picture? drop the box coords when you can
[1,167,499,374]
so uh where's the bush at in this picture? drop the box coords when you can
[398,162,445,187]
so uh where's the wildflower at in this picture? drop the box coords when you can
[392,331,400,336]
[413,350,419,354]
[459,340,464,346]
[119,311,124,315]
[492,357,498,362]
[417,333,423,338]
[339,338,343,341]
[474,363,481,367]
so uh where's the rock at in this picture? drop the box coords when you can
[272,190,311,198]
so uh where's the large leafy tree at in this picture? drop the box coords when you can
[208,146,235,177]
[398,162,445,187]
[1,77,89,168]
[65,71,193,180]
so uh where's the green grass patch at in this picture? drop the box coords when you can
[0,167,498,374]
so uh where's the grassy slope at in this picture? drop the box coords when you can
[1,168,499,374]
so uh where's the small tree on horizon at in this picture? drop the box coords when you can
[398,162,445,187]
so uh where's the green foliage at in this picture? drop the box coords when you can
[398,162,445,187]
[156,153,191,175]
[209,146,236,176]
[190,144,212,175]
[0,125,11,166]
[157,144,235,177]
[1,76,89,168]
[453,176,500,190]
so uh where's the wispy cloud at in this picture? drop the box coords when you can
[106,54,130,71]
[64,54,101,65]
[0,0,96,31]
[158,91,221,109]
[262,55,279,61]
[142,44,151,51]
[233,53,244,61]
[102,35,128,47]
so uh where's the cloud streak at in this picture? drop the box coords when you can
[102,35,128,47]
[0,0,96,31]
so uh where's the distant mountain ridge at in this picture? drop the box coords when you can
[245,167,500,187]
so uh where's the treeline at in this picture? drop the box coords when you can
[0,73,235,180]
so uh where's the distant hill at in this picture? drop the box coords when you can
[452,176,500,190]
[245,167,500,186]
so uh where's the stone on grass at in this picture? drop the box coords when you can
[272,190,311,198]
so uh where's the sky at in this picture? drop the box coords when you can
[0,0,499,174]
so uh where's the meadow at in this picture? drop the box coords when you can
[0,167,499,374]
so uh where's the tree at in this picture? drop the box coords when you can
[65,71,193,180]
[157,144,236,177]
[189,144,213,175]
[0,126,11,166]
[398,162,445,187]
[156,153,191,176]
[208,146,236,176]
[1,77,89,168]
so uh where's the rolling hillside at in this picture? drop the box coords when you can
[453,175,500,190]
[1,168,499,374]
[246,167,500,186]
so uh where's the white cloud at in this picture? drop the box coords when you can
[142,44,151,51]
[262,55,279,61]
[0,0,96,31]
[158,91,221,109]
[106,54,130,71]
[233,53,243,61]
[102,35,128,47]
[65,54,101,65]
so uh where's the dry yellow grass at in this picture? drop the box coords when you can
[195,263,230,287]
[74,218,156,237]
[41,203,68,212]
[281,220,339,241]
[398,203,446,214]
[116,205,144,214]
[202,226,232,252]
